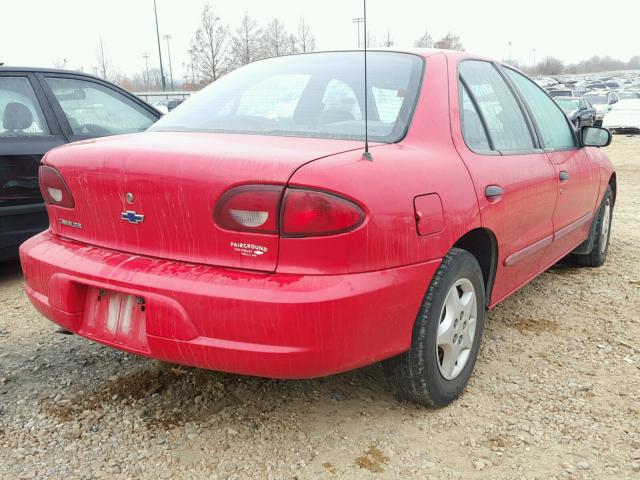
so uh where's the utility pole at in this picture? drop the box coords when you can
[162,34,174,90]
[142,52,150,90]
[352,17,364,48]
[508,41,512,64]
[153,0,166,90]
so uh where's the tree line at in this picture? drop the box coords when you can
[521,55,640,76]
[77,3,640,91]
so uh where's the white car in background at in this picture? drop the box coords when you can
[603,99,640,132]
[584,91,620,125]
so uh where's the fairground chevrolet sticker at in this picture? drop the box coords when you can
[230,241,268,257]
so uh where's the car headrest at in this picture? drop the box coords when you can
[3,102,34,131]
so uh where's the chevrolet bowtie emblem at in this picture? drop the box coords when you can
[121,210,144,224]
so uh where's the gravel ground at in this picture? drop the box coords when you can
[1,136,639,480]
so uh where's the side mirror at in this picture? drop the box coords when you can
[581,126,612,147]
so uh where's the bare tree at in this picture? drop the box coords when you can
[231,12,263,67]
[94,38,120,81]
[535,56,564,75]
[434,32,465,51]
[414,31,434,48]
[190,2,231,82]
[262,18,293,57]
[297,18,316,53]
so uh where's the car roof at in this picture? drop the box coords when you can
[0,66,106,82]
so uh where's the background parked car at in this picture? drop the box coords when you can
[152,99,184,115]
[0,67,160,260]
[554,96,596,128]
[603,99,640,132]
[584,91,619,125]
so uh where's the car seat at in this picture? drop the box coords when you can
[2,102,34,135]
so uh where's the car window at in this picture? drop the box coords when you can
[505,69,575,150]
[459,61,534,152]
[237,73,311,120]
[459,82,491,152]
[0,77,50,137]
[150,52,424,143]
[372,85,403,123]
[321,79,362,122]
[45,77,156,136]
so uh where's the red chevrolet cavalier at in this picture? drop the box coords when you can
[20,50,615,406]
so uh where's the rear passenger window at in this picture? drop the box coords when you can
[460,83,491,152]
[0,77,50,137]
[505,69,576,150]
[459,61,534,152]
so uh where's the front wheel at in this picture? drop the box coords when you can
[570,185,613,267]
[383,248,486,407]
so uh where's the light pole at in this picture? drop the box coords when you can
[153,0,166,91]
[142,52,150,90]
[508,41,512,64]
[352,17,364,48]
[162,34,174,90]
[187,48,196,85]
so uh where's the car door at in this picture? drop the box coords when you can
[503,68,599,268]
[0,72,67,258]
[450,59,558,305]
[35,73,159,142]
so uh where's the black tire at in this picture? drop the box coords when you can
[383,248,486,407]
[570,185,613,267]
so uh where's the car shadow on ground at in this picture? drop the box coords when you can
[0,259,22,285]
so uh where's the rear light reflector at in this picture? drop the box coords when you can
[39,165,75,208]
[214,185,283,233]
[281,188,365,236]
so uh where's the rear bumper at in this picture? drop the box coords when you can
[20,232,439,378]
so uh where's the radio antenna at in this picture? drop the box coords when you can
[362,0,373,160]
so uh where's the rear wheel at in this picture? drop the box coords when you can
[570,185,613,267]
[383,248,485,407]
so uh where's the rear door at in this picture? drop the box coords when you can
[35,73,159,141]
[450,59,558,305]
[503,68,598,268]
[0,72,66,256]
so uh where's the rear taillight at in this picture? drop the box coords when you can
[214,185,365,237]
[281,188,365,236]
[214,185,283,233]
[39,165,75,208]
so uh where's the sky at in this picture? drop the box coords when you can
[2,0,638,82]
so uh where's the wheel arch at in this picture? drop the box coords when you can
[608,172,617,205]
[452,227,498,308]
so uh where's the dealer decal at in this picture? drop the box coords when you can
[230,241,268,257]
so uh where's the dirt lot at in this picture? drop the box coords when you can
[1,136,639,480]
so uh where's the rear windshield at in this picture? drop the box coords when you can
[149,51,424,143]
[555,98,580,110]
[584,94,606,104]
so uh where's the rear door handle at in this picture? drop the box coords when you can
[485,185,504,198]
[559,171,570,181]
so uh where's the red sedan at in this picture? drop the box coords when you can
[20,50,615,406]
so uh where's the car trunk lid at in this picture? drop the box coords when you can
[44,131,363,271]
